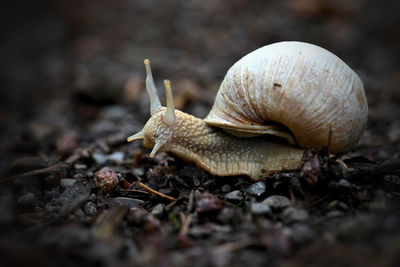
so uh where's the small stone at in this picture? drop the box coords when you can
[246,182,266,197]
[92,152,107,165]
[127,207,160,231]
[74,164,87,170]
[112,197,145,208]
[251,202,271,215]
[60,178,78,189]
[338,179,352,188]
[225,190,244,201]
[221,184,231,193]
[217,207,235,224]
[73,173,85,179]
[282,207,309,223]
[107,151,125,163]
[196,195,224,213]
[326,210,343,218]
[287,224,316,245]
[17,192,35,206]
[56,179,91,205]
[193,177,201,187]
[262,195,291,210]
[133,168,145,177]
[326,200,349,212]
[84,201,97,216]
[150,203,165,217]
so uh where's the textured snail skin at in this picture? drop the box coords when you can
[128,42,368,180]
[205,41,368,154]
[141,108,304,180]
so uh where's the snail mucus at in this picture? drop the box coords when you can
[127,41,368,180]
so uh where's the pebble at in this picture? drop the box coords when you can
[282,207,309,223]
[338,179,352,188]
[287,224,316,245]
[17,192,35,206]
[221,184,231,193]
[74,163,87,170]
[225,190,244,201]
[193,177,201,187]
[112,197,145,208]
[84,201,97,216]
[246,181,266,197]
[133,168,145,177]
[150,203,165,217]
[56,180,91,205]
[217,207,235,224]
[262,195,291,210]
[107,151,125,163]
[326,210,343,218]
[93,151,125,164]
[250,202,271,215]
[127,207,161,230]
[326,200,349,212]
[73,173,85,179]
[60,178,78,189]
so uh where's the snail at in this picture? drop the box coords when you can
[127,41,368,180]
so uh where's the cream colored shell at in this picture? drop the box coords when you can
[204,41,368,154]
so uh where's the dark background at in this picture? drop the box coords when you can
[1,1,399,170]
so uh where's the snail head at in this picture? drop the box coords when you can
[127,59,177,157]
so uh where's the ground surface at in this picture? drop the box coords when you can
[1,1,400,266]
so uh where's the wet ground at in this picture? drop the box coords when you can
[1,1,400,266]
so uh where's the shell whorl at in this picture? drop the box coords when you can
[204,41,368,154]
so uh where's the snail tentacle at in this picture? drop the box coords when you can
[127,130,144,142]
[144,59,162,115]
[163,79,177,127]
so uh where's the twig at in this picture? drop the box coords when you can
[1,162,69,183]
[179,212,192,236]
[136,181,176,201]
[346,158,400,182]
[1,146,93,183]
[0,135,128,184]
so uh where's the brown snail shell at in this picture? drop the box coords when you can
[204,41,368,154]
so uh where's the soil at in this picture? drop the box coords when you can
[1,1,399,267]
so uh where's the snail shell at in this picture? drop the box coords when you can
[204,41,368,154]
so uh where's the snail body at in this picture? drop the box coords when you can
[128,41,368,180]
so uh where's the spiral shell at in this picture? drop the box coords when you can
[204,41,368,154]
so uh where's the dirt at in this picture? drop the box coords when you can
[1,1,400,267]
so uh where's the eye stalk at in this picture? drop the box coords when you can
[144,59,162,116]
[163,79,177,127]
[127,60,177,158]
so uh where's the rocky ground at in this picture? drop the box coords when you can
[1,1,399,266]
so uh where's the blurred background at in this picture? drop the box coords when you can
[0,0,399,177]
